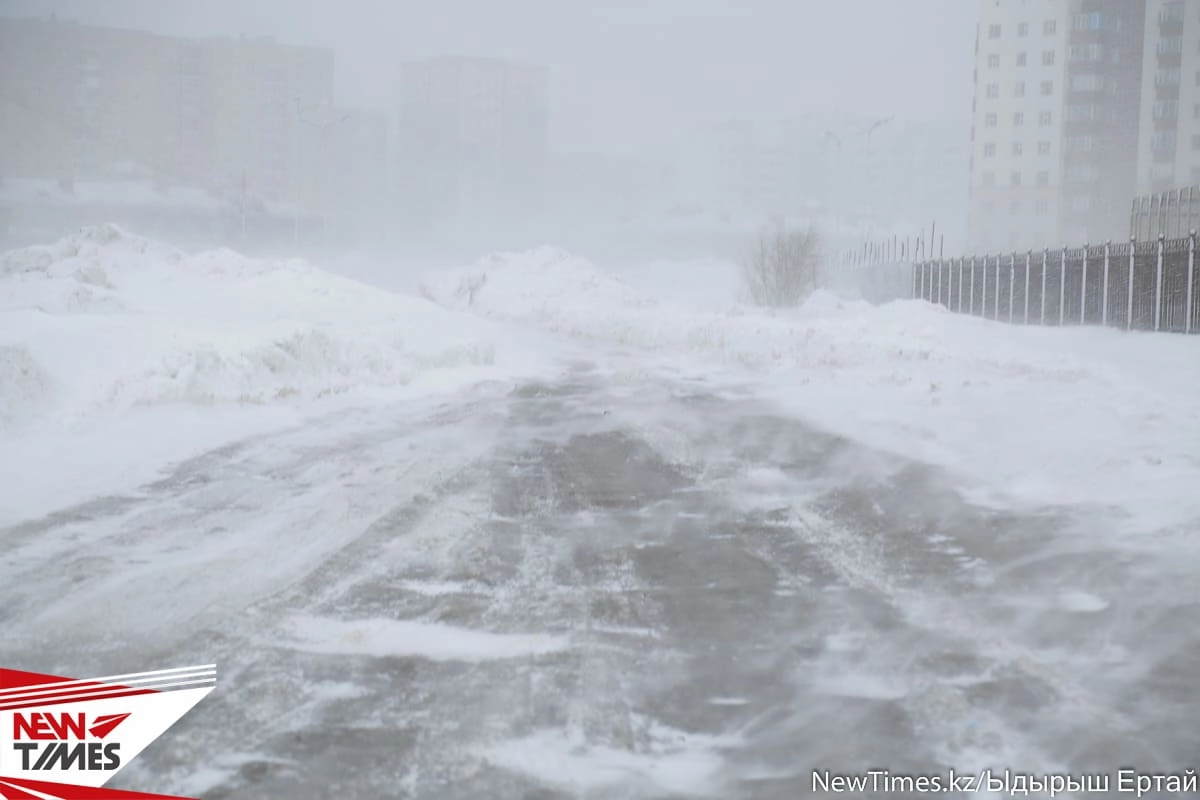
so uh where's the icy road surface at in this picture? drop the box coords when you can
[3,361,1197,800]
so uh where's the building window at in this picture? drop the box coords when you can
[1041,80,1054,96]
[1019,21,1029,36]
[1044,19,1057,35]
[1039,110,1053,125]
[989,23,1002,38]
[1015,81,1026,97]
[1036,199,1049,214]
[1154,100,1180,120]
[1070,43,1103,62]
[1017,52,1027,66]
[986,112,998,127]
[1037,170,1050,185]
[1156,68,1182,87]
[1042,50,1056,65]
[1013,142,1023,156]
[984,143,996,157]
[988,54,1001,68]
[1038,141,1051,155]
[987,83,1000,98]
[1014,111,1025,126]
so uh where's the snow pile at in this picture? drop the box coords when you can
[421,245,654,321]
[0,225,498,431]
[421,247,1200,530]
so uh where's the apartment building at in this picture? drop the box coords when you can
[968,0,1073,253]
[967,0,1200,252]
[0,18,182,182]
[1058,1,1147,244]
[1136,0,1200,194]
[394,56,550,234]
[201,35,335,212]
[0,17,334,213]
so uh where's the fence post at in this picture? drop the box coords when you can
[1188,230,1196,335]
[1059,247,1067,326]
[1023,250,1031,324]
[946,255,953,308]
[958,257,965,312]
[1008,252,1016,323]
[937,257,944,305]
[970,255,977,315]
[1041,249,1048,324]
[918,259,925,300]
[993,255,1001,320]
[1127,236,1136,330]
[981,254,989,318]
[1080,244,1088,325]
[1102,240,1110,327]
[1155,234,1165,331]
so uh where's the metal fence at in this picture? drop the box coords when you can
[1130,187,1200,241]
[913,235,1200,335]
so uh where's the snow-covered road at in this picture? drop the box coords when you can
[5,358,1197,799]
[4,228,1200,798]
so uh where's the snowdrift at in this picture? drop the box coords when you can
[422,247,1200,531]
[0,225,497,431]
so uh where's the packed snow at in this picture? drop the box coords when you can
[281,615,571,661]
[420,246,1200,533]
[0,225,552,523]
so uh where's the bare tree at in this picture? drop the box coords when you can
[739,225,823,307]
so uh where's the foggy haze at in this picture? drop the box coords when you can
[0,0,977,151]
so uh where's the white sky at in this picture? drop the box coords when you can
[0,0,979,152]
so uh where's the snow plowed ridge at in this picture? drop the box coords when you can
[0,225,498,430]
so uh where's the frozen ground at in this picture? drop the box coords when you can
[2,232,1199,798]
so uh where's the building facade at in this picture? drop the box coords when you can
[1058,0,1146,245]
[967,0,1200,253]
[0,17,334,215]
[968,0,1073,254]
[1135,0,1200,194]
[394,56,550,236]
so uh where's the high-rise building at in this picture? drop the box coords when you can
[966,0,1200,252]
[1059,0,1146,245]
[1136,0,1200,194]
[395,56,550,235]
[0,17,334,213]
[969,0,1074,253]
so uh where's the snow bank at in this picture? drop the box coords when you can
[0,225,498,431]
[421,247,1200,531]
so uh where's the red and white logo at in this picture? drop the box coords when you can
[0,665,216,799]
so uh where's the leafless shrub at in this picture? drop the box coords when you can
[739,226,823,307]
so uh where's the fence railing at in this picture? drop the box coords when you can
[913,234,1200,335]
[1131,187,1200,241]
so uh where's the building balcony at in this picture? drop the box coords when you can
[1157,36,1184,54]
